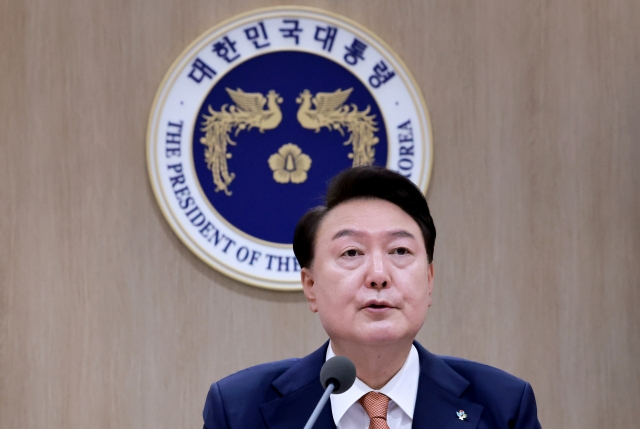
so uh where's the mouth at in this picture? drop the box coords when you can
[362,300,394,311]
[368,304,387,309]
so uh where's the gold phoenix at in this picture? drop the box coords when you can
[200,88,283,195]
[296,88,379,166]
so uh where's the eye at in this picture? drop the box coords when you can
[342,249,360,257]
[391,247,411,256]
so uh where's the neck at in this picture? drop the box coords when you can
[331,340,413,390]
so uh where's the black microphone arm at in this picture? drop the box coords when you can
[303,355,357,429]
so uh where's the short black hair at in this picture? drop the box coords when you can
[293,166,436,268]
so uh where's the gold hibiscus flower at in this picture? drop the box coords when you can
[268,143,312,184]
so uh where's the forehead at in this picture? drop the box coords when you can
[316,198,422,240]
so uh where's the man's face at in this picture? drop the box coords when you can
[301,198,434,349]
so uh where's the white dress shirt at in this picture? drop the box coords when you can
[326,342,420,429]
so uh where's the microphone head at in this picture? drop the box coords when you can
[319,355,356,394]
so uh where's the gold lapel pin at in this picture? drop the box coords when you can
[456,410,468,421]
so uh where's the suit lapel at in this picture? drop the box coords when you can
[412,343,484,429]
[259,342,336,429]
[259,341,484,429]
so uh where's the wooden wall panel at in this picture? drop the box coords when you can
[1,0,638,428]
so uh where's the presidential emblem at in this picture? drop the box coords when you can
[147,7,433,290]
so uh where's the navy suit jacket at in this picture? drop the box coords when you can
[203,341,541,429]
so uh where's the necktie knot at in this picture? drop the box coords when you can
[359,391,390,428]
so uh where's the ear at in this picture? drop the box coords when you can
[301,268,318,313]
[426,263,434,307]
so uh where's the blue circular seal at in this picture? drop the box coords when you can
[192,51,388,244]
[147,7,433,290]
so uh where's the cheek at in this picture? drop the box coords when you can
[314,287,356,337]
[398,289,429,334]
[312,277,342,311]
[314,274,362,317]
[397,271,431,311]
[316,280,353,308]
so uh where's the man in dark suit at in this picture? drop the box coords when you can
[203,166,542,429]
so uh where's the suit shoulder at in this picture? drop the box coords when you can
[203,359,300,428]
[438,355,529,396]
[434,355,540,428]
[214,358,299,395]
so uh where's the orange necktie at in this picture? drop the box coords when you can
[359,391,391,429]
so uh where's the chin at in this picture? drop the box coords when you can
[353,326,411,347]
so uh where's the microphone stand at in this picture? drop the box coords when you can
[303,382,335,429]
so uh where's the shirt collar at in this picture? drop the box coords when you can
[326,341,420,425]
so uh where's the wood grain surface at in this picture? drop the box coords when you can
[1,0,639,428]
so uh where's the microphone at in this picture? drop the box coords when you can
[303,356,357,429]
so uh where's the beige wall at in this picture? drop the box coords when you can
[1,0,639,428]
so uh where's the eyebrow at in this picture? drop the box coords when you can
[331,229,416,240]
[390,230,416,239]
[332,229,362,240]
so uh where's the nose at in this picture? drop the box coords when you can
[366,251,390,289]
